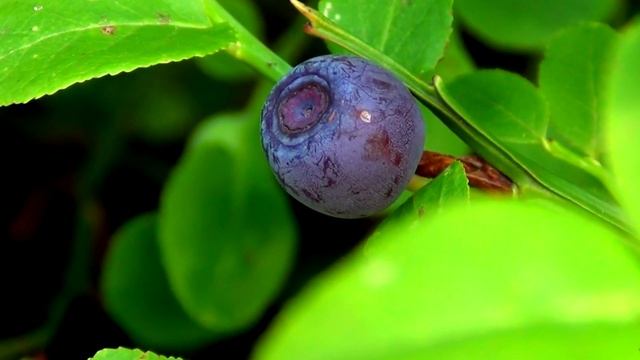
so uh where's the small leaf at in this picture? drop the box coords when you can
[455,0,620,50]
[436,70,627,233]
[318,0,453,79]
[158,107,296,331]
[606,19,640,231]
[101,214,218,350]
[90,347,181,360]
[540,23,618,159]
[388,161,469,225]
[255,200,640,360]
[0,0,236,106]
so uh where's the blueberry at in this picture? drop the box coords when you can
[260,55,425,218]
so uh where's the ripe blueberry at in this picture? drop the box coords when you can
[260,55,425,218]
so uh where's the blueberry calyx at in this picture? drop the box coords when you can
[278,83,329,134]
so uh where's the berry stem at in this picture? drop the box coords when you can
[415,151,514,193]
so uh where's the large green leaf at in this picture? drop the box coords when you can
[540,23,618,159]
[255,200,640,360]
[101,214,218,351]
[158,100,296,331]
[90,347,181,360]
[317,0,453,80]
[0,0,235,106]
[455,0,619,51]
[606,20,640,231]
[436,70,627,233]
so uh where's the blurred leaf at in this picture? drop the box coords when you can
[435,70,627,234]
[158,104,296,331]
[455,0,619,51]
[606,19,640,231]
[388,161,469,225]
[255,200,640,360]
[126,70,198,143]
[0,0,236,106]
[198,0,263,81]
[435,30,475,82]
[317,0,453,80]
[101,214,218,350]
[90,347,181,360]
[540,23,618,159]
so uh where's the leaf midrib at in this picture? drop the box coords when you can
[0,21,212,62]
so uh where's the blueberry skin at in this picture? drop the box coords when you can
[261,55,425,218]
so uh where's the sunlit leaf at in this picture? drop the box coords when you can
[0,0,236,105]
[606,19,640,231]
[436,70,627,233]
[255,200,640,360]
[317,0,453,80]
[540,23,618,159]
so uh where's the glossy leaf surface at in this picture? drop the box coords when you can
[318,0,453,79]
[0,0,235,105]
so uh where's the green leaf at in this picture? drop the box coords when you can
[455,0,620,51]
[540,23,618,159]
[255,200,640,360]
[90,347,181,360]
[158,104,296,331]
[436,70,627,234]
[197,0,264,81]
[101,214,218,350]
[388,161,469,225]
[0,0,236,106]
[606,20,640,231]
[317,0,453,79]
